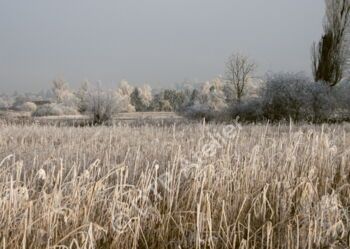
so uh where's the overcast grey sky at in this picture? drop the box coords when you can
[0,0,324,92]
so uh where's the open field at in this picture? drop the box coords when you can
[1,122,350,248]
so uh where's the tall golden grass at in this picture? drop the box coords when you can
[1,122,350,248]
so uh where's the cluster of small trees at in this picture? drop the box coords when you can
[9,79,191,123]
[35,79,155,123]
[1,0,348,125]
[4,66,350,124]
[185,71,350,123]
[186,0,350,123]
[0,91,52,113]
[0,77,193,123]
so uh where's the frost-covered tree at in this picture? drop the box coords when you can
[192,78,227,112]
[312,0,350,86]
[262,73,334,121]
[150,95,173,111]
[139,84,153,107]
[184,78,228,119]
[150,89,186,112]
[130,88,146,112]
[117,80,134,97]
[86,84,121,124]
[52,79,69,103]
[116,80,135,112]
[52,79,79,108]
[130,85,153,111]
[75,81,90,113]
[225,53,256,103]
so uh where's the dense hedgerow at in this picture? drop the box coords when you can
[184,72,350,123]
[261,73,335,122]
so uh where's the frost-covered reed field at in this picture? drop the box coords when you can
[1,122,350,248]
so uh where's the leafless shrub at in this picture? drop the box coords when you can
[86,85,121,124]
[229,98,264,122]
[32,103,78,117]
[16,101,37,112]
[261,73,335,122]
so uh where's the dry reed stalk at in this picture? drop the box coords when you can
[0,123,349,248]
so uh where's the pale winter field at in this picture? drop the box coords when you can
[1,122,350,249]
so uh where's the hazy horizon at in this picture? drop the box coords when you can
[0,0,325,93]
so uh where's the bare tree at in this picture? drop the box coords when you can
[225,53,256,103]
[312,0,350,86]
